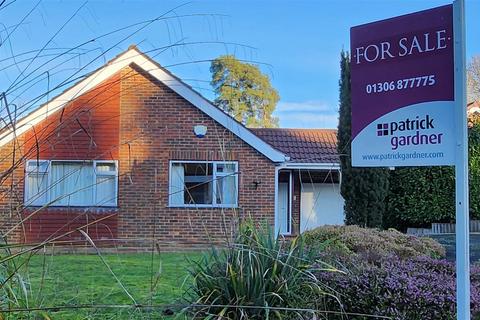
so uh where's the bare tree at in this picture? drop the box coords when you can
[468,55,480,103]
[0,1,243,318]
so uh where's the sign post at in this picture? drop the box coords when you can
[350,1,469,318]
[453,0,469,319]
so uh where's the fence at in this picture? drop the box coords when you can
[407,220,480,235]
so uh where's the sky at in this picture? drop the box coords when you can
[1,0,479,129]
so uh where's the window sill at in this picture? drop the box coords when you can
[168,205,238,209]
[278,232,293,237]
[24,205,118,209]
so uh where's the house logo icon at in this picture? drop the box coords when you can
[377,123,389,136]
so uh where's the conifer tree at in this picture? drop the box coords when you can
[337,51,389,228]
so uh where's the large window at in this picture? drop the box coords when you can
[169,161,238,208]
[25,160,118,207]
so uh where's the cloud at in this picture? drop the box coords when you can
[274,100,338,129]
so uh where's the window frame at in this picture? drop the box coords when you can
[94,160,119,207]
[24,159,118,207]
[168,160,239,208]
[24,160,49,206]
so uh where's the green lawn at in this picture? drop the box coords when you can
[7,251,203,319]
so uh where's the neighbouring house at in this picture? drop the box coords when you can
[0,46,344,249]
[468,100,480,115]
[467,101,480,129]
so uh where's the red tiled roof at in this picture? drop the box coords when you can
[468,101,480,114]
[251,128,338,164]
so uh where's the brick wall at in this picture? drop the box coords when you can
[117,64,276,247]
[23,207,118,244]
[0,139,26,243]
[23,74,120,161]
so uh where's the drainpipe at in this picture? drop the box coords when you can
[274,166,280,235]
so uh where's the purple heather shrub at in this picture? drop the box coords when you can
[303,225,446,260]
[314,254,480,320]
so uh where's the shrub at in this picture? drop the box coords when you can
[469,114,480,219]
[385,118,480,229]
[386,166,455,228]
[186,222,330,319]
[314,254,480,320]
[303,225,445,260]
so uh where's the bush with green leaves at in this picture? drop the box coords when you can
[303,225,445,260]
[469,114,480,218]
[385,166,455,228]
[385,117,480,229]
[186,222,333,319]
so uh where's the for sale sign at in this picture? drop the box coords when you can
[350,5,454,167]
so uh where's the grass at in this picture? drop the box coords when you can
[4,251,203,319]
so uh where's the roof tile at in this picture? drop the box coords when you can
[250,128,338,164]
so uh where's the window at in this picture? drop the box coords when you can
[25,161,49,206]
[169,161,238,207]
[24,160,118,207]
[95,162,117,206]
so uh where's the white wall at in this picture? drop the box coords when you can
[300,183,345,233]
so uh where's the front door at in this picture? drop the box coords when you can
[276,182,290,235]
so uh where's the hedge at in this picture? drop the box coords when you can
[385,117,480,229]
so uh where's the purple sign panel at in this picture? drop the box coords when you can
[350,5,454,167]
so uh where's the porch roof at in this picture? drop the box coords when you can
[251,128,339,164]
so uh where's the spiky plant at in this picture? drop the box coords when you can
[186,221,332,319]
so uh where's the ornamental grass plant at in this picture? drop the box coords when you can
[186,221,336,319]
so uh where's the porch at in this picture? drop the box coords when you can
[274,164,344,236]
[250,128,344,236]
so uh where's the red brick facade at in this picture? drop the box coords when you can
[0,63,276,248]
[0,140,26,244]
[116,65,275,247]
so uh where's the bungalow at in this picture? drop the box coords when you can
[0,46,344,249]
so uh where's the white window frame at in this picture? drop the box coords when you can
[24,159,118,207]
[93,160,119,207]
[24,160,50,206]
[168,160,239,208]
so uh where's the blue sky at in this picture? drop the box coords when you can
[1,0,479,129]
